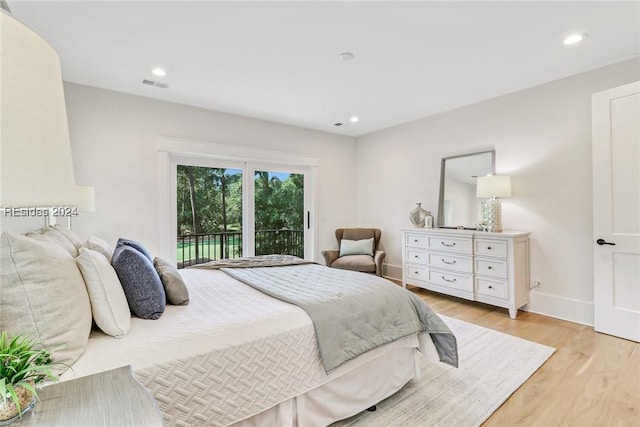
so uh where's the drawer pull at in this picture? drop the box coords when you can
[488,266,493,270]
[414,271,419,274]
[487,246,492,250]
[441,241,456,247]
[442,276,457,283]
[488,285,493,289]
[414,255,419,258]
[441,258,457,265]
[414,239,419,243]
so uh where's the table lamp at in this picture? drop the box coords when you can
[477,175,512,232]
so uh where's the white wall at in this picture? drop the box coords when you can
[1,83,357,260]
[356,58,640,325]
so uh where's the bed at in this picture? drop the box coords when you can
[62,259,457,427]
[1,228,456,427]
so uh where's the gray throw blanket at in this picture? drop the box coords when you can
[193,255,458,372]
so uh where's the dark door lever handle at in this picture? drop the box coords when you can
[596,239,616,246]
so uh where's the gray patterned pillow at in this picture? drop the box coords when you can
[116,238,153,262]
[111,246,165,320]
[154,257,189,305]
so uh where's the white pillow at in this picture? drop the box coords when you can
[339,238,374,257]
[83,235,114,261]
[76,248,131,338]
[26,227,79,257]
[1,232,92,371]
[51,224,83,250]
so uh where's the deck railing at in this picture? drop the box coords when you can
[177,229,303,268]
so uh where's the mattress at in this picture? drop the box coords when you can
[62,269,430,426]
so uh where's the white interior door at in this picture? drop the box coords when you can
[592,81,640,342]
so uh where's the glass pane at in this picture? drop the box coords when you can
[254,170,304,257]
[176,165,243,268]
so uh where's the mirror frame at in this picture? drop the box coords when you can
[437,150,496,229]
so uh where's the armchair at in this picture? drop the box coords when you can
[321,228,386,276]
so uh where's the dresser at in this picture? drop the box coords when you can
[401,228,530,319]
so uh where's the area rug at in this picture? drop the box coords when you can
[332,315,555,427]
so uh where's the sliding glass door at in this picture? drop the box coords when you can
[176,165,243,268]
[175,160,312,267]
[254,169,305,257]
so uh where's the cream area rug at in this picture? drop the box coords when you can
[333,315,555,427]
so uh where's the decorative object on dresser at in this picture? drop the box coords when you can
[409,203,433,228]
[401,228,530,319]
[11,366,164,426]
[476,175,512,233]
[321,228,386,276]
[437,150,495,229]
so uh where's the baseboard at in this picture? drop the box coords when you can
[528,290,594,326]
[383,263,402,282]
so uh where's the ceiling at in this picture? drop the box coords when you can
[8,1,640,137]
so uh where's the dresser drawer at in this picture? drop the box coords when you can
[428,252,473,273]
[406,264,427,281]
[476,258,508,279]
[406,248,428,264]
[427,269,474,292]
[476,277,508,299]
[427,236,472,254]
[406,233,428,248]
[475,239,507,258]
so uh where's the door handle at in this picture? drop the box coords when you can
[596,239,616,246]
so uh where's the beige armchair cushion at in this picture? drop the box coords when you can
[331,254,376,273]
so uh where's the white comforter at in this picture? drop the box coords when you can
[63,269,423,426]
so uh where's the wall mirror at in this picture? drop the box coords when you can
[437,150,495,229]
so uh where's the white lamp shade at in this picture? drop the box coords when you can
[0,11,76,207]
[477,175,512,198]
[75,185,95,212]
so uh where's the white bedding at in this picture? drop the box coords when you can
[63,269,432,426]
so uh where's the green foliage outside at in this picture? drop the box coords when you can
[177,166,304,264]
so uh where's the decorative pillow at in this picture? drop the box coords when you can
[50,224,83,251]
[0,232,92,371]
[111,246,165,320]
[154,257,190,305]
[26,227,79,257]
[84,235,114,261]
[76,248,131,338]
[116,238,153,262]
[339,238,374,257]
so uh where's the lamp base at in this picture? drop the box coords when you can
[485,197,503,233]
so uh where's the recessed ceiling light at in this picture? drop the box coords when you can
[349,116,359,123]
[563,33,587,45]
[340,52,355,61]
[151,67,167,77]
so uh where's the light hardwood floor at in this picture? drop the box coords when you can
[406,285,640,427]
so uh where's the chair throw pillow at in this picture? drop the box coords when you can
[116,237,153,261]
[339,238,374,257]
[76,248,131,337]
[154,257,190,305]
[0,232,92,371]
[111,246,165,320]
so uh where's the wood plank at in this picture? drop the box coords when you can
[404,284,640,426]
